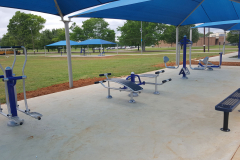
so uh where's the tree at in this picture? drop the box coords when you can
[163,24,199,45]
[82,18,115,42]
[117,20,166,51]
[7,11,46,48]
[51,28,66,42]
[0,33,15,46]
[70,22,85,41]
[227,31,239,44]
[206,32,213,37]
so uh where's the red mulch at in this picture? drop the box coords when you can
[16,55,240,100]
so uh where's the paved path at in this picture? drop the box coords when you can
[209,52,240,62]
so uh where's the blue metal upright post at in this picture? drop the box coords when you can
[182,36,187,78]
[179,35,190,79]
[238,33,240,59]
[5,67,18,117]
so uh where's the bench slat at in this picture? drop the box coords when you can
[215,88,240,112]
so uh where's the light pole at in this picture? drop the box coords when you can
[140,21,142,55]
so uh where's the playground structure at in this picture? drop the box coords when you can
[95,73,143,103]
[125,71,172,96]
[0,46,42,126]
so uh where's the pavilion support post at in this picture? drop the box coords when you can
[224,31,226,55]
[204,27,205,52]
[238,32,240,59]
[44,46,46,57]
[190,28,192,41]
[101,44,102,56]
[63,20,73,88]
[176,27,179,65]
[141,21,142,55]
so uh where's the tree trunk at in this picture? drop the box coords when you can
[30,29,34,53]
[142,41,146,52]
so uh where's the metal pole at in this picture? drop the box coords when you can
[117,44,118,55]
[141,21,142,55]
[224,31,226,55]
[238,32,240,59]
[63,20,73,88]
[208,28,210,52]
[88,45,89,56]
[101,44,102,56]
[204,27,205,52]
[176,27,179,65]
[190,28,192,41]
[44,46,46,57]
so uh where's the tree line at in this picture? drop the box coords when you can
[3,11,238,52]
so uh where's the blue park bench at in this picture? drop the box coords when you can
[215,88,240,132]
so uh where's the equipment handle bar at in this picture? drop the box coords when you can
[0,46,22,49]
[94,80,106,84]
[99,73,111,76]
[162,78,172,83]
[155,70,165,74]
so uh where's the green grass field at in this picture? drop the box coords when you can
[0,50,233,103]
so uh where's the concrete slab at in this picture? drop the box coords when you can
[209,52,240,62]
[0,66,240,160]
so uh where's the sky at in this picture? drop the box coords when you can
[0,7,224,40]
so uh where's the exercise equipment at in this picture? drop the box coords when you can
[188,41,211,71]
[189,28,223,71]
[125,71,172,95]
[95,73,143,103]
[197,52,223,70]
[163,36,190,79]
[0,46,42,127]
[163,42,180,69]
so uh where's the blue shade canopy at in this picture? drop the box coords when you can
[71,0,240,26]
[77,39,116,45]
[193,20,240,31]
[46,40,78,46]
[0,0,119,16]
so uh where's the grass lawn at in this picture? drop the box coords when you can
[0,52,226,103]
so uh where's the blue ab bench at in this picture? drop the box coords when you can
[215,88,240,132]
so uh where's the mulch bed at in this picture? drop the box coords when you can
[16,55,240,100]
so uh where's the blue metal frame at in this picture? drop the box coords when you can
[238,33,240,59]
[198,52,223,68]
[126,73,145,86]
[4,68,24,117]
[179,36,190,78]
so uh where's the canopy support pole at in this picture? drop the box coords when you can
[88,45,89,56]
[44,46,46,57]
[63,20,73,88]
[141,21,142,55]
[54,0,73,88]
[223,31,226,55]
[117,44,118,55]
[176,27,179,65]
[101,44,102,56]
[190,28,192,41]
[238,32,240,59]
